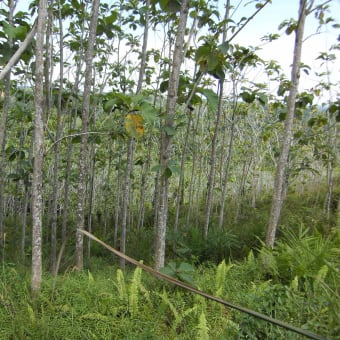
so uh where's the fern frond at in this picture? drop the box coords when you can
[313,264,328,291]
[196,311,209,340]
[115,269,127,301]
[129,266,143,316]
[215,260,233,297]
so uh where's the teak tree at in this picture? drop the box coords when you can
[154,0,190,270]
[75,0,100,271]
[266,0,310,248]
[31,0,47,297]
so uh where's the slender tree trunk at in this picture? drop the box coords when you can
[136,0,150,94]
[44,3,53,125]
[0,79,10,247]
[21,182,29,258]
[120,139,133,269]
[75,0,100,270]
[173,71,202,231]
[204,82,224,239]
[61,112,75,244]
[218,104,236,229]
[13,130,26,253]
[266,0,308,248]
[119,0,150,268]
[103,145,113,236]
[203,0,231,238]
[186,105,203,224]
[114,146,123,250]
[61,60,83,244]
[174,112,193,231]
[50,5,64,274]
[31,0,47,297]
[87,146,96,260]
[0,0,15,248]
[234,156,252,224]
[20,135,33,259]
[324,118,337,227]
[154,0,189,270]
[137,136,152,231]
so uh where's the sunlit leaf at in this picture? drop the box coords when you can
[218,41,229,54]
[125,114,144,139]
[258,93,268,106]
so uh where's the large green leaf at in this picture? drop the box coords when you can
[2,22,28,40]
[240,91,256,104]
[199,88,219,112]
[140,101,157,123]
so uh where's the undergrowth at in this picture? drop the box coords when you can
[0,190,339,339]
[1,227,339,340]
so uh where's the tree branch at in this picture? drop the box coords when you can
[228,0,272,43]
[0,20,37,82]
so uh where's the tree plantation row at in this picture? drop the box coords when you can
[0,0,339,297]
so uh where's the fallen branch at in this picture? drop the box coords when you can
[79,229,325,340]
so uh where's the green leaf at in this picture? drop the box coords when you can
[164,166,173,178]
[164,126,176,136]
[199,88,218,112]
[178,273,196,287]
[277,80,290,96]
[8,173,22,181]
[210,65,225,81]
[105,10,118,25]
[168,160,181,176]
[195,44,211,64]
[258,93,268,106]
[218,41,229,54]
[168,261,177,271]
[151,164,161,172]
[72,135,81,143]
[140,101,157,123]
[285,23,297,35]
[159,266,175,277]
[2,22,27,40]
[159,0,169,11]
[240,91,255,103]
[88,134,101,144]
[159,80,168,93]
[159,0,181,13]
[279,110,286,121]
[103,99,117,112]
[178,262,195,273]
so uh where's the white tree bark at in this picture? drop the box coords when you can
[266,0,309,247]
[75,0,100,270]
[154,0,189,270]
[31,0,47,297]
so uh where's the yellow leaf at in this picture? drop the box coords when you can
[125,114,144,139]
